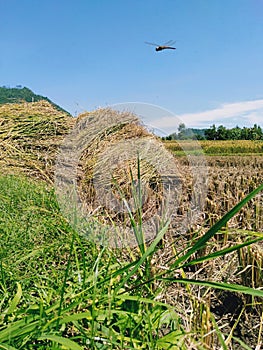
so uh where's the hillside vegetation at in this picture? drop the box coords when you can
[0,86,71,115]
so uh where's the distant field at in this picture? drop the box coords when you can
[163,139,263,155]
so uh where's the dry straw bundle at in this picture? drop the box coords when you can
[54,107,182,247]
[0,100,75,182]
[74,108,175,231]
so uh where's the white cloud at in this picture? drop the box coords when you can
[152,99,263,132]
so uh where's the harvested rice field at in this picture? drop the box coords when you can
[0,102,262,349]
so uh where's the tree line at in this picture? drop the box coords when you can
[164,123,263,141]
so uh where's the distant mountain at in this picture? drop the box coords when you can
[0,86,71,115]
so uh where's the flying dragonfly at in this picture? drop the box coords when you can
[145,40,176,52]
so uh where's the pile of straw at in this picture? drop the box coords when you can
[0,100,75,181]
[75,108,167,227]
[1,103,178,240]
[48,106,182,244]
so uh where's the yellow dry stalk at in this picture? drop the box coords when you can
[0,100,75,180]
[173,155,263,232]
[0,101,73,139]
[238,243,263,288]
[73,108,172,228]
[191,296,214,349]
[237,242,263,308]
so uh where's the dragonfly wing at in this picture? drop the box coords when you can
[145,41,160,46]
[164,40,176,46]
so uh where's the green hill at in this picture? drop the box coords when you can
[0,85,71,115]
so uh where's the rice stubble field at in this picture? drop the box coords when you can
[0,102,263,349]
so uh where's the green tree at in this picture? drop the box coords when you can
[205,124,217,140]
[249,124,263,140]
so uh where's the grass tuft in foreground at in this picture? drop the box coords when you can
[0,174,262,349]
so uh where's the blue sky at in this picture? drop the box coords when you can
[1,0,263,134]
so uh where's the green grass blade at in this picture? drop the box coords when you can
[0,343,18,350]
[161,278,263,298]
[0,319,39,342]
[115,221,170,292]
[210,313,228,350]
[38,334,83,350]
[59,312,92,324]
[4,283,22,315]
[181,237,262,268]
[231,336,253,350]
[156,330,186,349]
[115,294,174,309]
[56,231,76,328]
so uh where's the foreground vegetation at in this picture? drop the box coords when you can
[0,173,262,349]
[0,101,262,349]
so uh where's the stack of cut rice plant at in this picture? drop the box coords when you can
[75,108,172,236]
[0,100,75,181]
